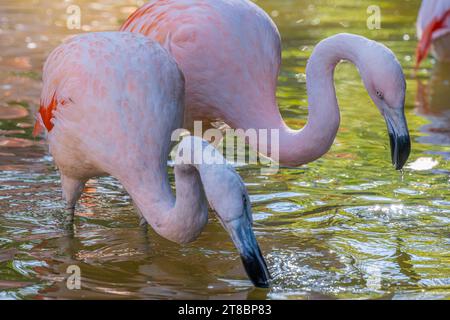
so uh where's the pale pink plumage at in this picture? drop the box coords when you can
[34,32,270,288]
[121,0,410,169]
[416,0,450,67]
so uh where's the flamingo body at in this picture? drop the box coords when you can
[35,32,183,203]
[34,32,270,288]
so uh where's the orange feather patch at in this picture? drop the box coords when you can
[33,92,58,136]
[120,3,157,31]
[416,9,450,68]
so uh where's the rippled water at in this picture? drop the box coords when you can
[0,0,449,299]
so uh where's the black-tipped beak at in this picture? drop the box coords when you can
[226,217,271,288]
[384,108,411,170]
[388,131,411,170]
[239,242,270,288]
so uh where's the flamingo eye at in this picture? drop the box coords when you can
[376,91,384,99]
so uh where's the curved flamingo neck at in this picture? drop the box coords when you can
[241,34,366,167]
[119,161,208,244]
[298,33,364,164]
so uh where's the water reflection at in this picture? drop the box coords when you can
[0,104,29,120]
[416,62,450,149]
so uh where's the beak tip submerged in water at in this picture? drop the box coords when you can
[230,220,271,288]
[226,214,271,288]
[240,252,271,288]
[385,108,411,170]
[389,133,411,170]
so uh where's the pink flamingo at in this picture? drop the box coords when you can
[33,32,270,288]
[416,0,450,67]
[120,0,411,170]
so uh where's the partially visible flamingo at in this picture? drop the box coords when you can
[120,0,411,170]
[33,32,270,288]
[416,0,450,67]
[416,62,450,146]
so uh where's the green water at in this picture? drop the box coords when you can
[0,0,449,299]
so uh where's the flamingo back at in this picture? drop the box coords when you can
[120,0,282,128]
[34,32,185,177]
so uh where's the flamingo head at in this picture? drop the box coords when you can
[200,163,271,288]
[361,44,411,170]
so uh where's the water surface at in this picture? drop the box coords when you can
[0,0,449,299]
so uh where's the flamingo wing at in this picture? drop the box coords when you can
[120,0,212,45]
[416,0,450,67]
[33,39,83,136]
